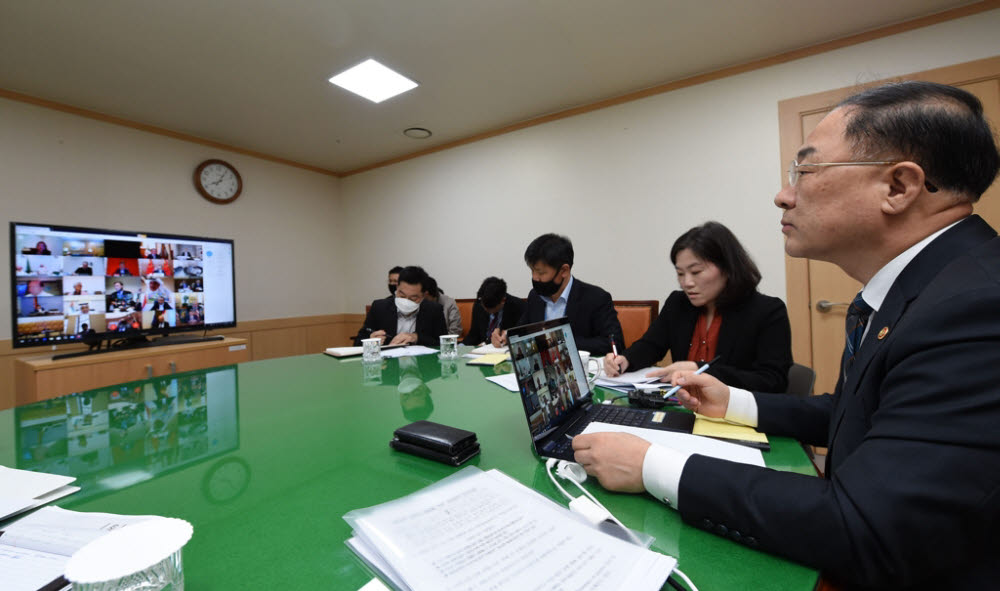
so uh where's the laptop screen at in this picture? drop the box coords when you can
[508,318,591,440]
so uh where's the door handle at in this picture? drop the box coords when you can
[815,300,849,313]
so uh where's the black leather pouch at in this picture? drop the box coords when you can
[392,420,477,455]
[390,438,481,466]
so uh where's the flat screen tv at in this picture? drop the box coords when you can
[10,222,236,350]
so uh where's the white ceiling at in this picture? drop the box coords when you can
[0,0,980,174]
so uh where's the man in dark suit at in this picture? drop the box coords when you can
[512,233,623,356]
[462,276,524,346]
[572,81,1000,590]
[355,266,447,347]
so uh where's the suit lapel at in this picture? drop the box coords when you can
[564,278,582,320]
[826,216,997,457]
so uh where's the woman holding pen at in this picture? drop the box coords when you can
[603,221,792,392]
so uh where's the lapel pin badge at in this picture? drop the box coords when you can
[877,326,889,340]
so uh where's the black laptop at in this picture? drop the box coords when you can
[507,317,694,461]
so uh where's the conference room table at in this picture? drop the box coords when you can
[0,348,820,590]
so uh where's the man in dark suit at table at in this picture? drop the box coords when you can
[462,276,524,346]
[355,266,447,347]
[572,81,1000,590]
[512,233,623,355]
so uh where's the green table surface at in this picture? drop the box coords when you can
[1,349,819,590]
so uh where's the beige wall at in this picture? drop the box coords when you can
[2,9,999,334]
[339,9,1000,310]
[0,98,344,341]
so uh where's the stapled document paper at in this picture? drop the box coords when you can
[344,466,676,591]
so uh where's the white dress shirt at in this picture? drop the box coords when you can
[543,275,574,320]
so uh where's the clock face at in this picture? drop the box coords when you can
[195,159,242,204]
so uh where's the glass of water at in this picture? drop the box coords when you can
[439,334,458,359]
[362,338,381,363]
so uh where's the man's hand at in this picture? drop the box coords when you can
[370,330,387,345]
[644,361,698,383]
[603,353,628,377]
[491,329,508,347]
[389,332,418,346]
[571,432,651,493]
[673,371,731,418]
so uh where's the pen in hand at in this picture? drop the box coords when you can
[662,355,720,399]
[610,336,624,375]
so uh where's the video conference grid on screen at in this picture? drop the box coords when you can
[12,223,235,347]
[509,323,590,439]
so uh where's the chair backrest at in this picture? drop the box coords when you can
[612,300,659,348]
[786,362,816,396]
[455,298,476,340]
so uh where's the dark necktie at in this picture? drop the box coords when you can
[842,292,873,379]
[486,312,499,342]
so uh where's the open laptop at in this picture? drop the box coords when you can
[507,317,694,461]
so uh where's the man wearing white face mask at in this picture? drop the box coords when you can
[355,266,447,347]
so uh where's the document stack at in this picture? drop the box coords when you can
[344,466,676,591]
[0,465,79,521]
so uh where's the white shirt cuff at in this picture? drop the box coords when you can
[724,387,758,427]
[642,444,692,510]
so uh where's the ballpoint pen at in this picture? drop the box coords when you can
[662,355,721,399]
[610,336,624,374]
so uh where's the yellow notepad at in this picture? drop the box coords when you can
[466,353,510,366]
[692,414,769,445]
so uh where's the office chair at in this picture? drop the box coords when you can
[786,363,819,464]
[786,362,816,396]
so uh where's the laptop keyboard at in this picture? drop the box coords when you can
[551,406,648,455]
[590,405,647,428]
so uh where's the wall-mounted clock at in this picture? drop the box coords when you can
[194,159,243,204]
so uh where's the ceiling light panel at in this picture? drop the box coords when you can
[328,58,418,104]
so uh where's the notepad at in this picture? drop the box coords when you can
[692,414,770,449]
[466,352,510,366]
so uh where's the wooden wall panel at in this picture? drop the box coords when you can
[0,313,366,410]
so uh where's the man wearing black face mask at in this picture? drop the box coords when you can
[511,233,623,355]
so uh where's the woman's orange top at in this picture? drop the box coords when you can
[688,312,722,364]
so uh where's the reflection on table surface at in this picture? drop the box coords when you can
[0,350,818,590]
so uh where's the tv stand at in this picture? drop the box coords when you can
[15,337,250,405]
[52,334,226,360]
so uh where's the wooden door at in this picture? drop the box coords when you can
[778,56,1000,395]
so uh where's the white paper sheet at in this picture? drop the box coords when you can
[2,506,157,557]
[379,346,439,358]
[0,507,159,591]
[0,544,67,591]
[470,344,508,355]
[485,373,519,392]
[345,467,675,591]
[0,466,79,521]
[594,367,661,388]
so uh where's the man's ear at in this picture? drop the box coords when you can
[880,162,925,216]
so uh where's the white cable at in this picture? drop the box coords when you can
[563,473,644,546]
[548,460,694,589]
[545,458,575,502]
[672,567,699,591]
